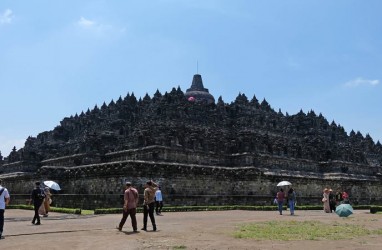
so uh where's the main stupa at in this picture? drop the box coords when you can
[184,74,215,104]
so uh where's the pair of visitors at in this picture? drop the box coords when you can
[117,180,159,232]
[322,188,330,213]
[0,179,11,240]
[117,182,139,232]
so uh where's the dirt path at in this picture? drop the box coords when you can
[2,209,382,249]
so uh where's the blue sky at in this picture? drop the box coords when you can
[1,0,381,157]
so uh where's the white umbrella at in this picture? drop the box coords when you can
[277,181,292,187]
[44,180,61,191]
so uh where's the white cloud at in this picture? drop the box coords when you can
[0,8,13,24]
[344,77,380,88]
[77,16,95,28]
[75,16,126,38]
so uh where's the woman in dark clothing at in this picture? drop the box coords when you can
[29,182,45,225]
[329,189,336,213]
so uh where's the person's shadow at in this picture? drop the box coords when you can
[122,231,141,235]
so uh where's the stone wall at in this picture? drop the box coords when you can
[0,161,40,174]
[2,159,382,209]
[104,146,226,166]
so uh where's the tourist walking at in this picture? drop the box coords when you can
[287,188,296,215]
[276,188,285,215]
[29,182,45,225]
[335,189,343,205]
[142,180,158,231]
[322,188,330,213]
[155,186,163,215]
[45,187,52,215]
[342,191,350,204]
[329,189,336,213]
[39,187,52,217]
[0,179,10,240]
[117,182,139,232]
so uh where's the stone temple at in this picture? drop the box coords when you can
[1,74,382,209]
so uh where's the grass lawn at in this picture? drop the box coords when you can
[234,220,382,241]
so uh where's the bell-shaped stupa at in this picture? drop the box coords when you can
[184,74,215,104]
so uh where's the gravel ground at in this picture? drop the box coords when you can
[1,209,381,250]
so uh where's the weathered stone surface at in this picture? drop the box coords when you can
[1,74,382,207]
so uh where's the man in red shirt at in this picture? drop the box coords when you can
[117,182,139,232]
[276,188,285,215]
[342,191,350,204]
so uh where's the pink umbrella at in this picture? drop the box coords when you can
[188,96,195,102]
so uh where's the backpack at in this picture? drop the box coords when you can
[289,191,296,200]
[36,188,46,200]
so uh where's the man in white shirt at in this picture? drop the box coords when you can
[0,179,11,240]
[155,186,163,215]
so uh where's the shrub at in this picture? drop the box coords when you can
[7,205,81,214]
[370,206,382,214]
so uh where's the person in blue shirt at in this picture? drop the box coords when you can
[287,188,296,215]
[155,186,163,215]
